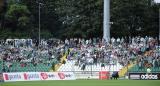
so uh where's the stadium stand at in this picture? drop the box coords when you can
[0,37,159,78]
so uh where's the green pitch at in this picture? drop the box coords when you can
[1,80,160,86]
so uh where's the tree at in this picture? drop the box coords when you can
[19,0,63,39]
[54,0,103,39]
[0,0,159,39]
[53,0,159,38]
[0,0,7,29]
[5,3,30,31]
[110,0,158,37]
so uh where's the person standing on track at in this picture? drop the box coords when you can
[146,67,151,79]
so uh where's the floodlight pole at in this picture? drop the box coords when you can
[103,0,110,43]
[158,8,160,58]
[39,3,41,47]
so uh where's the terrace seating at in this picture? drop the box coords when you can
[0,61,52,72]
[57,60,123,72]
[129,64,160,73]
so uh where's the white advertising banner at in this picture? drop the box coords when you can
[3,72,76,82]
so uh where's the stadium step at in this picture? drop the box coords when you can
[118,63,134,77]
[52,49,71,71]
[53,54,67,71]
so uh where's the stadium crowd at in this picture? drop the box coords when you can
[65,37,160,71]
[0,36,159,72]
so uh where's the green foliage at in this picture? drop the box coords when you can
[54,0,103,38]
[0,0,159,39]
[5,3,30,32]
[18,16,29,27]
[110,0,158,37]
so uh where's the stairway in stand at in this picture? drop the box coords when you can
[118,63,134,77]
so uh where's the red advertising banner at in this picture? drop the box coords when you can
[99,71,110,80]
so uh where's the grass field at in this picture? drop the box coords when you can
[1,80,160,86]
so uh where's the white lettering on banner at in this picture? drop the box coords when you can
[141,74,158,80]
[3,72,76,82]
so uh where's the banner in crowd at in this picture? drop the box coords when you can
[3,72,76,82]
[129,73,160,80]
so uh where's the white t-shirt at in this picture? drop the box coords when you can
[147,68,151,73]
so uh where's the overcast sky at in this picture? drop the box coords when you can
[154,0,160,3]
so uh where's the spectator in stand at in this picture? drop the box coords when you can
[0,37,159,72]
